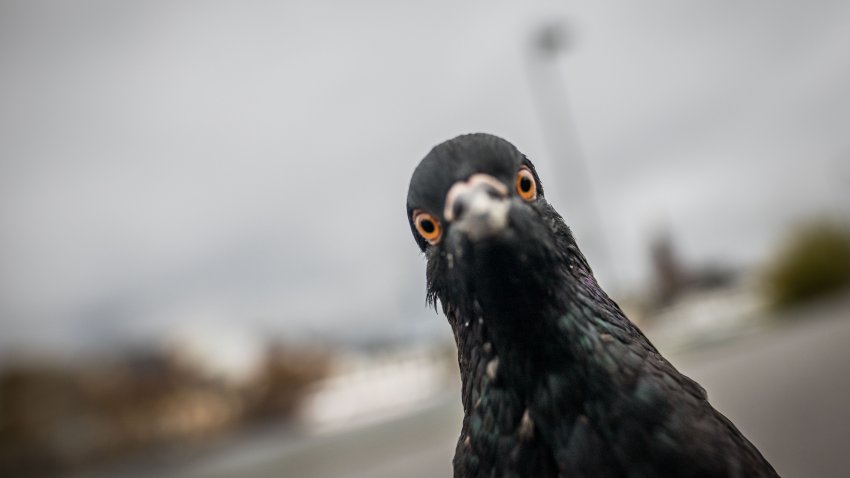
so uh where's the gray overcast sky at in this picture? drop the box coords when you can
[1,0,849,354]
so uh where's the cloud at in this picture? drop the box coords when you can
[1,0,849,352]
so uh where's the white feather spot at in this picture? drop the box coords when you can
[519,409,534,440]
[486,358,499,381]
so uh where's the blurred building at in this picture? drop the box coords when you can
[297,343,456,433]
[0,340,331,476]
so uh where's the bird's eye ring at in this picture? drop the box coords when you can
[414,211,442,245]
[516,167,537,201]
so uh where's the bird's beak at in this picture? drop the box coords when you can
[444,174,510,241]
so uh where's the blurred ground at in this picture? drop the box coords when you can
[672,294,850,478]
[81,293,850,478]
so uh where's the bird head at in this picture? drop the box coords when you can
[406,133,593,330]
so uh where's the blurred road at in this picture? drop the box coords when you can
[671,296,850,478]
[111,296,850,478]
[178,396,462,478]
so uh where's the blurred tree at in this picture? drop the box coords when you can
[764,221,850,310]
[246,343,331,420]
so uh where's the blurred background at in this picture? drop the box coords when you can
[2,1,850,477]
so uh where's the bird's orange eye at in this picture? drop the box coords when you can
[414,211,442,245]
[516,167,537,201]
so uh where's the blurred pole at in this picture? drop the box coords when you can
[525,21,620,292]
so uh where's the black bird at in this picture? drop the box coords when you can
[406,133,778,477]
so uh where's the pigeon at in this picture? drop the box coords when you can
[405,133,778,477]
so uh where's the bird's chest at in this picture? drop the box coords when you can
[453,325,559,477]
[453,316,624,477]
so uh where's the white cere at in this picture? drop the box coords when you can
[469,191,508,226]
[455,190,509,241]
